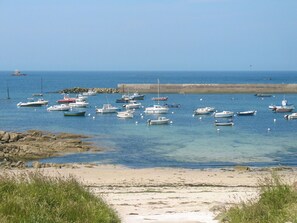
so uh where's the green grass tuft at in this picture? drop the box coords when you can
[0,172,120,223]
[222,172,297,223]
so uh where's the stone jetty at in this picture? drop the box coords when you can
[117,83,297,94]
[0,130,101,168]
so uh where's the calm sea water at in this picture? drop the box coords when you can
[1,71,297,168]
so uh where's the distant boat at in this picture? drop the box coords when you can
[151,79,168,101]
[144,104,169,114]
[129,92,145,100]
[237,110,257,116]
[147,116,171,125]
[164,103,181,108]
[17,98,48,107]
[96,104,120,114]
[69,99,89,108]
[47,104,70,111]
[82,89,97,96]
[215,120,234,126]
[284,113,297,120]
[57,95,77,104]
[11,70,27,76]
[64,111,86,117]
[123,100,142,109]
[214,111,234,118]
[117,110,134,119]
[194,107,215,115]
[255,93,272,97]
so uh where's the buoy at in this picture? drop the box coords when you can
[140,113,143,116]
[141,115,144,119]
[267,128,271,131]
[172,111,174,114]
[92,116,95,119]
[170,121,173,124]
[217,128,220,132]
[273,118,276,122]
[200,98,203,101]
[199,117,202,120]
[88,113,91,116]
[192,114,195,117]
[135,121,138,125]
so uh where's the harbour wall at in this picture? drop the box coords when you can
[117,84,297,94]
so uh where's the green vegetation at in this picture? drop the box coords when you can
[222,172,297,223]
[0,172,120,223]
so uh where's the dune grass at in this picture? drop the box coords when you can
[0,172,120,223]
[222,172,297,223]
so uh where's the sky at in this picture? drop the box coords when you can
[0,0,297,71]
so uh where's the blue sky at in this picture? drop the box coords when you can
[0,0,296,71]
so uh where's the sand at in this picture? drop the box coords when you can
[7,165,297,223]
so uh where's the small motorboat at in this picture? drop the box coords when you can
[237,110,257,116]
[129,92,145,100]
[96,104,120,113]
[284,113,297,120]
[117,110,134,119]
[215,120,234,126]
[123,100,141,109]
[147,117,171,125]
[57,95,76,104]
[47,104,70,111]
[194,107,215,115]
[64,111,86,116]
[144,105,169,114]
[164,103,181,108]
[69,99,89,108]
[17,98,48,107]
[11,70,27,76]
[116,98,130,103]
[273,107,294,113]
[214,111,234,118]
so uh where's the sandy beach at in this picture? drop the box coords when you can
[7,164,297,223]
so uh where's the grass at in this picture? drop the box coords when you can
[0,172,120,223]
[222,172,297,223]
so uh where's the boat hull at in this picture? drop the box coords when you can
[64,111,86,116]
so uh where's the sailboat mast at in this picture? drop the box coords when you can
[6,81,10,99]
[157,79,160,105]
[41,77,43,94]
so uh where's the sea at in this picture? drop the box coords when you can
[1,71,297,168]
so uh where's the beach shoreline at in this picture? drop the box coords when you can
[6,164,297,223]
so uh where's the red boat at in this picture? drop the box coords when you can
[57,95,76,104]
[152,97,168,101]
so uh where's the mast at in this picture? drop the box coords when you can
[6,81,10,99]
[41,77,43,94]
[157,79,160,105]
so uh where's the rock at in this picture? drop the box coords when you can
[234,165,251,171]
[32,161,42,169]
[1,132,10,142]
[8,132,20,142]
[0,131,6,139]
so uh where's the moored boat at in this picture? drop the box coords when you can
[82,89,97,96]
[144,104,169,114]
[284,113,297,120]
[147,116,171,125]
[117,110,134,119]
[214,111,234,118]
[123,100,141,109]
[237,110,256,116]
[273,107,294,113]
[64,111,86,116]
[17,98,48,107]
[255,93,272,97]
[214,120,234,126]
[152,97,168,101]
[57,95,76,104]
[129,92,145,100]
[47,104,70,111]
[96,104,120,113]
[194,107,215,115]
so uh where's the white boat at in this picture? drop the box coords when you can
[47,104,70,111]
[147,117,171,125]
[194,107,215,115]
[69,100,89,108]
[96,104,120,113]
[215,120,234,126]
[124,100,141,109]
[129,92,145,100]
[214,111,234,118]
[269,99,295,110]
[17,98,48,107]
[144,105,169,114]
[12,70,27,76]
[82,89,97,96]
[237,110,256,116]
[284,113,297,120]
[117,110,134,119]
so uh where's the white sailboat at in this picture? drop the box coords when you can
[145,79,169,114]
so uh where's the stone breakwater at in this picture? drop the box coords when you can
[59,87,119,94]
[118,83,297,94]
[0,130,101,168]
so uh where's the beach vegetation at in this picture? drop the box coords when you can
[221,172,297,223]
[0,172,120,223]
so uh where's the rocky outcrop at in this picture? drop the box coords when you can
[59,87,119,94]
[0,130,102,168]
